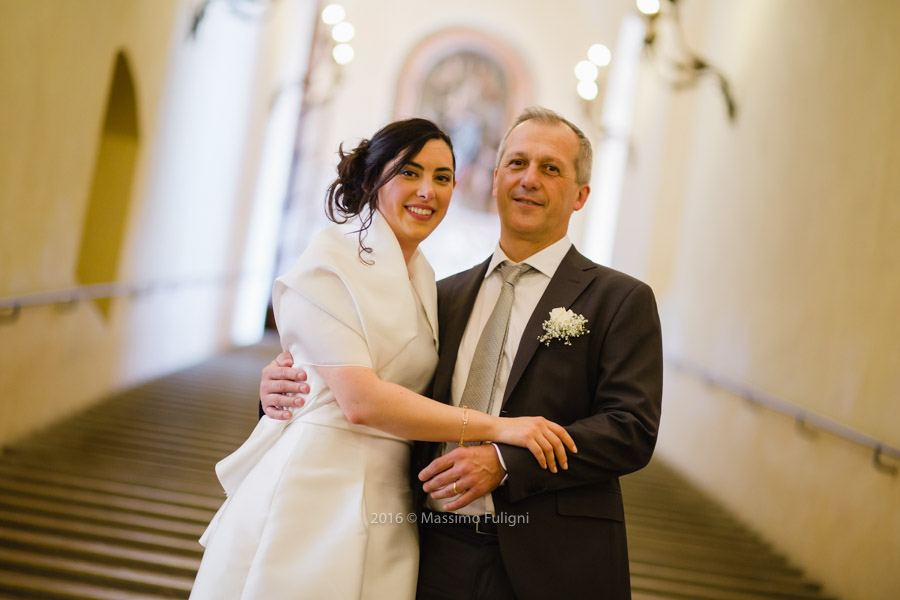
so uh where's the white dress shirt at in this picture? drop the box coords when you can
[428,235,573,515]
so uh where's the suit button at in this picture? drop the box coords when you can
[500,410,508,416]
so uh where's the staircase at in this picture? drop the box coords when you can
[0,342,836,599]
[0,344,267,599]
[623,463,834,599]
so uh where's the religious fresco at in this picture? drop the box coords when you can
[394,28,531,217]
[417,51,508,213]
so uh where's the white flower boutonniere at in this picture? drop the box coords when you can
[538,307,590,346]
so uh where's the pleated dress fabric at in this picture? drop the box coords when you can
[191,213,439,600]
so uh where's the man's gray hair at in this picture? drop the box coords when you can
[495,106,593,185]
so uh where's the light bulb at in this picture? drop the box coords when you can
[574,60,599,82]
[577,80,599,101]
[636,0,660,16]
[333,43,354,65]
[321,4,345,25]
[332,21,355,43]
[588,44,611,67]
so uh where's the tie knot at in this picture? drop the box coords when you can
[498,261,531,286]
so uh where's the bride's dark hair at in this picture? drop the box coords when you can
[325,118,455,259]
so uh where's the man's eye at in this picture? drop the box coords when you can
[509,159,525,167]
[546,165,560,174]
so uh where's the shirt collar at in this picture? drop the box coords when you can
[485,236,573,280]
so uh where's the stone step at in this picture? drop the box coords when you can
[627,529,795,571]
[631,574,834,600]
[630,561,827,598]
[0,547,193,597]
[0,493,207,539]
[15,436,220,474]
[0,478,215,523]
[0,508,203,555]
[0,462,223,508]
[59,412,243,452]
[0,525,200,574]
[626,517,772,551]
[628,547,803,583]
[624,498,750,530]
[626,522,779,556]
[0,451,223,497]
[0,567,183,600]
[33,426,236,462]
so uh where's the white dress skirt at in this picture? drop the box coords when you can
[191,214,440,600]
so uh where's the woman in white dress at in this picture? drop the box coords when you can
[190,119,575,600]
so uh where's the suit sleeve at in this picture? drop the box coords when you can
[499,281,663,502]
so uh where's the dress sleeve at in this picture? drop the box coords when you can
[273,267,373,369]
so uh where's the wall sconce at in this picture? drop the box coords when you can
[575,43,612,101]
[321,4,355,65]
[575,43,612,135]
[637,0,737,121]
[295,2,356,111]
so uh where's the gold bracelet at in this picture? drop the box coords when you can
[459,405,469,446]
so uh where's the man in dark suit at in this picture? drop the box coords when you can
[261,107,662,599]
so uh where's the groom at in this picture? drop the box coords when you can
[260,107,662,599]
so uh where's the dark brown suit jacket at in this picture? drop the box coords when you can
[412,246,663,599]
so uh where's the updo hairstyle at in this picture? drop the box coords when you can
[325,118,455,258]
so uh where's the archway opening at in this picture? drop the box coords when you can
[76,51,139,319]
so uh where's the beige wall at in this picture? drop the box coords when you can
[0,0,181,446]
[613,1,900,598]
[0,0,176,297]
[0,0,313,447]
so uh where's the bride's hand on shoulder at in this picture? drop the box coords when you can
[493,416,577,473]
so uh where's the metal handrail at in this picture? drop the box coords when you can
[666,355,899,475]
[0,272,247,323]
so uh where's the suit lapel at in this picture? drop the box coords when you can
[502,247,596,406]
[433,258,491,404]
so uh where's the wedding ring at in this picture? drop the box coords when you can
[452,481,459,495]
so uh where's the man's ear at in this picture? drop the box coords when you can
[573,185,590,212]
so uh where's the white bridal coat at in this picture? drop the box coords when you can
[191,212,439,599]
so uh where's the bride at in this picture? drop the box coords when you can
[190,118,575,599]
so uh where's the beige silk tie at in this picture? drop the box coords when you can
[445,261,532,453]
